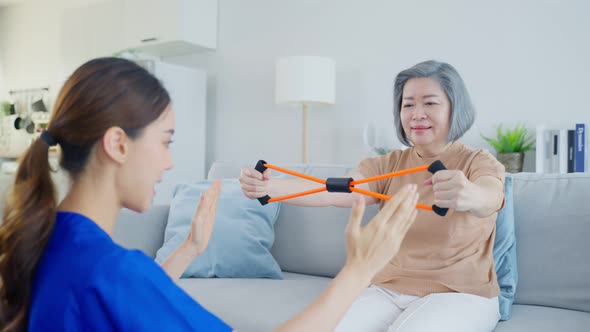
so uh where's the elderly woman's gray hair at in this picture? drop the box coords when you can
[393,60,475,146]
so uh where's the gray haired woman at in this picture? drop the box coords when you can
[240,60,505,332]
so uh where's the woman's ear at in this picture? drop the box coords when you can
[101,127,128,164]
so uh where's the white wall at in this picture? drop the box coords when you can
[2,0,589,172]
[167,0,590,171]
[0,0,109,106]
[0,8,7,101]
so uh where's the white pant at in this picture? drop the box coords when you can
[335,285,500,332]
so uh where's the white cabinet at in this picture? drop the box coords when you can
[123,0,218,57]
[60,0,217,66]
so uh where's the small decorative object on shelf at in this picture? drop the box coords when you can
[482,124,535,173]
[363,123,397,156]
[372,146,395,155]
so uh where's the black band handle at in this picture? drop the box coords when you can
[326,178,353,193]
[254,160,271,205]
[428,160,449,217]
[427,160,446,174]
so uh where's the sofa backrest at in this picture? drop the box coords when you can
[208,162,362,277]
[271,165,378,277]
[114,162,590,314]
[113,205,169,258]
[208,162,590,313]
[511,172,590,313]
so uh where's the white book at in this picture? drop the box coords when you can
[535,125,545,173]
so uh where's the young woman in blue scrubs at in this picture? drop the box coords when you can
[0,57,419,332]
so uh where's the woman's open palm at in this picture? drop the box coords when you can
[188,180,222,255]
[345,184,419,278]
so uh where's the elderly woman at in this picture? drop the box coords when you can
[240,60,505,332]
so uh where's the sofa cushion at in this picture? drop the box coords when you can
[511,172,590,313]
[177,275,590,332]
[155,179,283,279]
[177,273,331,332]
[494,305,590,332]
[494,175,518,320]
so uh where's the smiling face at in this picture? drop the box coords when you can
[400,77,452,155]
[117,105,175,212]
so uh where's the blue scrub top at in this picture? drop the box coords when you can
[29,211,232,332]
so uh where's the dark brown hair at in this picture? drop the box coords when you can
[0,57,170,331]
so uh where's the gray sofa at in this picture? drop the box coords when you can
[113,163,590,331]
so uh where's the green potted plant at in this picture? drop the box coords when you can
[482,124,535,173]
[0,101,11,116]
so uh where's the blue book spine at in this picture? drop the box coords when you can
[575,124,585,172]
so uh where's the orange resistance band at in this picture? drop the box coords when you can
[259,161,446,215]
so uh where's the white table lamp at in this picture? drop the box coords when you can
[275,56,335,164]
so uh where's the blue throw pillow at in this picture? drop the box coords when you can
[155,179,283,279]
[494,175,518,321]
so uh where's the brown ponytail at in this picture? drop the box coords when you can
[0,57,170,331]
[0,137,56,331]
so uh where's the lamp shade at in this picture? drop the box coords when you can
[275,56,335,105]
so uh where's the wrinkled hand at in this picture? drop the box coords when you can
[239,167,272,199]
[424,170,473,211]
[187,180,222,255]
[345,184,419,279]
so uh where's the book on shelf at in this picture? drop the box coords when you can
[536,124,587,174]
[575,123,586,172]
[536,125,550,173]
[568,129,575,173]
[558,129,568,174]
